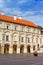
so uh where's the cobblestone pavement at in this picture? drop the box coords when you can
[0,54,43,65]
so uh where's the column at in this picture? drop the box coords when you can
[30,45,33,53]
[9,45,13,54]
[17,45,20,54]
[1,46,4,54]
[40,48,43,53]
[17,47,20,54]
[35,45,37,51]
[24,45,27,53]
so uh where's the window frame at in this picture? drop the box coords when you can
[21,37,24,42]
[6,35,9,41]
[28,37,30,43]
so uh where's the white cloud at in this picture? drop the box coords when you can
[0,0,43,27]
[2,8,43,27]
[23,12,43,27]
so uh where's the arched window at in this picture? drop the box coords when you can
[6,35,9,41]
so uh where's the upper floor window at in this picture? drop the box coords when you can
[28,27,30,32]
[33,45,35,51]
[21,37,24,42]
[6,23,10,29]
[15,26,16,30]
[21,26,24,31]
[36,38,38,43]
[28,38,30,43]
[7,25,9,29]
[14,25,17,30]
[6,35,9,41]
[34,28,36,33]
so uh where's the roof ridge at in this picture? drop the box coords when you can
[0,14,38,28]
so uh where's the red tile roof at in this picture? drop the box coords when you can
[0,14,38,28]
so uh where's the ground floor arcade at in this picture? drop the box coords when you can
[0,44,43,54]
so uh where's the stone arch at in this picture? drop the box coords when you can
[13,44,17,54]
[4,44,9,54]
[4,31,11,36]
[4,31,11,33]
[27,45,30,53]
[33,45,35,51]
[20,45,24,53]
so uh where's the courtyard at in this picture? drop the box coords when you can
[0,54,43,65]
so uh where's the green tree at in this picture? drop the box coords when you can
[38,26,43,32]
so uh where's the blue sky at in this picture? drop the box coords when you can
[0,0,43,27]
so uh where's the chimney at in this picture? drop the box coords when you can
[14,15,17,20]
[1,13,4,15]
[18,16,22,19]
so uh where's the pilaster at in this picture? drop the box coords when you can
[1,46,4,54]
[9,45,13,54]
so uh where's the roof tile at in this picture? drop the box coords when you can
[0,14,38,28]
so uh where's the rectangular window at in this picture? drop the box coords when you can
[7,25,9,29]
[6,24,10,29]
[6,35,9,41]
[21,37,24,42]
[28,27,30,32]
[14,25,17,30]
[15,26,16,30]
[21,26,24,31]
[33,45,35,51]
[34,28,36,33]
[28,38,30,43]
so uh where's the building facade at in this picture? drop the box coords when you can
[0,13,43,54]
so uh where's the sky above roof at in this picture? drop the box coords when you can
[0,0,43,27]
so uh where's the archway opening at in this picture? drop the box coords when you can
[20,45,24,53]
[4,44,9,54]
[13,45,17,54]
[27,45,30,53]
[0,45,1,54]
[33,45,35,51]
